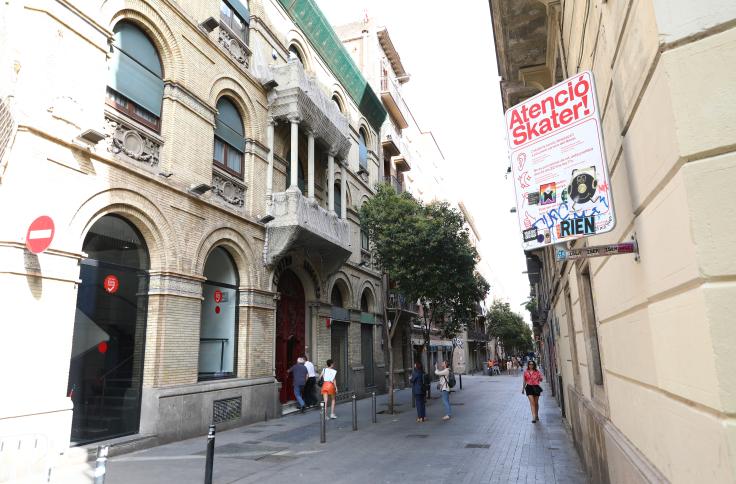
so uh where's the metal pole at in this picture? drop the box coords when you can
[320,402,326,443]
[371,391,377,423]
[204,424,215,484]
[459,374,463,390]
[352,394,358,431]
[93,445,109,484]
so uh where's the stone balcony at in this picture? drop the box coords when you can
[264,188,351,276]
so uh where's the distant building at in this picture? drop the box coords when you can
[490,0,736,482]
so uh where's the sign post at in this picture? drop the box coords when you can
[506,71,616,250]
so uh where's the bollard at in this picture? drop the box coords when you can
[320,402,326,443]
[351,394,358,431]
[371,392,377,423]
[204,424,216,484]
[459,374,463,390]
[93,445,109,484]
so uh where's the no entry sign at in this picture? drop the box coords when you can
[506,71,615,249]
[26,216,55,254]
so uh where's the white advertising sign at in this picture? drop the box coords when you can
[505,71,615,250]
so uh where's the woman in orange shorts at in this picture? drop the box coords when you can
[319,359,338,419]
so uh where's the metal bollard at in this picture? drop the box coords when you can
[352,394,358,431]
[93,445,109,484]
[204,424,216,484]
[371,391,377,423]
[459,374,463,390]
[320,402,326,443]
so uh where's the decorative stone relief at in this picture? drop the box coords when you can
[218,23,250,68]
[212,169,246,208]
[105,115,161,168]
[148,273,203,299]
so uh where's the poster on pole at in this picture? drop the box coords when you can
[505,71,615,250]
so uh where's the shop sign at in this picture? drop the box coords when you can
[103,275,119,294]
[506,71,615,249]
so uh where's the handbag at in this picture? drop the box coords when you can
[317,370,324,387]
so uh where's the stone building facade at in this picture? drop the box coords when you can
[0,0,388,480]
[491,0,736,482]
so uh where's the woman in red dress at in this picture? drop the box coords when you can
[522,360,543,422]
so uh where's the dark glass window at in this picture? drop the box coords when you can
[214,97,245,177]
[358,129,368,171]
[107,22,163,131]
[220,0,250,43]
[334,182,342,217]
[360,228,369,251]
[331,285,343,308]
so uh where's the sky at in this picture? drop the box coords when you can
[317,0,531,320]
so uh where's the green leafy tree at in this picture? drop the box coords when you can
[486,301,533,356]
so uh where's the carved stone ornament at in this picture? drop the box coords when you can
[218,24,249,68]
[212,170,246,207]
[104,115,161,167]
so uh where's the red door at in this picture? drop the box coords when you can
[275,270,305,403]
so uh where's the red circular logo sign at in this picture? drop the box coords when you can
[97,341,108,354]
[104,275,119,294]
[215,306,221,314]
[214,289,223,303]
[26,216,55,254]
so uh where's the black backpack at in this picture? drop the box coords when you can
[448,372,457,389]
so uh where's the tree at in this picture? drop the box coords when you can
[360,185,489,411]
[486,301,533,356]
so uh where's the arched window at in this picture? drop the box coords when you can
[331,284,343,308]
[288,44,304,64]
[360,291,370,312]
[334,181,342,217]
[358,128,368,172]
[331,94,344,113]
[199,247,239,381]
[220,0,250,44]
[214,97,245,177]
[107,22,163,131]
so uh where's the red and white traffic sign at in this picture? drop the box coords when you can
[104,275,120,294]
[26,216,55,254]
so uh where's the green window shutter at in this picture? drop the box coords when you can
[215,98,245,152]
[109,23,163,117]
[227,0,251,24]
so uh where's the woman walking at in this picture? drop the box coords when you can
[319,359,339,419]
[434,361,452,420]
[522,360,544,422]
[410,362,427,422]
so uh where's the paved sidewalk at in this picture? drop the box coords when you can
[97,374,587,484]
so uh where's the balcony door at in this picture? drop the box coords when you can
[275,270,305,403]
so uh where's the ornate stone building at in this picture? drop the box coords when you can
[0,0,388,480]
[491,0,736,482]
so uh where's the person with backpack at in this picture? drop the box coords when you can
[410,362,427,422]
[434,360,452,420]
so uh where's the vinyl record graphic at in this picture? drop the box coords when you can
[568,167,598,204]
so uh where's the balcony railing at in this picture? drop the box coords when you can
[387,291,418,314]
[264,189,351,275]
[383,176,403,193]
[380,74,409,129]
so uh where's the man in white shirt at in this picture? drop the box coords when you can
[303,355,317,408]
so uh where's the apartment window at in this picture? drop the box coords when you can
[580,267,604,386]
[360,227,369,251]
[358,128,368,172]
[107,22,164,131]
[332,94,344,113]
[214,97,245,178]
[288,44,304,64]
[334,182,342,217]
[220,0,250,44]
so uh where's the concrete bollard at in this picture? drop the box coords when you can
[93,445,109,484]
[372,392,377,423]
[352,394,358,431]
[320,402,326,443]
[204,424,215,484]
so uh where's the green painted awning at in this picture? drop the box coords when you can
[277,0,387,131]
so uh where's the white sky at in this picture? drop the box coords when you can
[317,0,531,319]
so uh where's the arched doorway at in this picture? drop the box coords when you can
[275,270,305,403]
[198,247,238,380]
[67,215,150,444]
[360,289,375,388]
[330,282,349,392]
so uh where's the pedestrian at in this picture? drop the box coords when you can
[487,358,493,376]
[522,360,544,422]
[434,360,452,420]
[303,354,317,408]
[493,359,501,375]
[410,362,427,422]
[319,359,339,419]
[287,357,308,413]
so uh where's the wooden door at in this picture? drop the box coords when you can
[275,270,305,403]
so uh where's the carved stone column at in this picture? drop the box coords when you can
[328,149,336,213]
[307,129,315,199]
[266,116,275,201]
[340,162,347,219]
[289,115,300,190]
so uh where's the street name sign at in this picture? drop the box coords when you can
[555,241,637,262]
[26,215,55,254]
[506,71,615,249]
